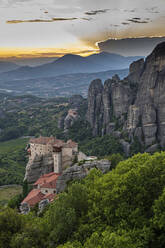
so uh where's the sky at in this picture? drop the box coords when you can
[0,0,165,58]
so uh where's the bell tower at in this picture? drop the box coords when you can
[53,146,62,174]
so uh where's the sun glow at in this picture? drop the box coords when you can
[0,46,99,59]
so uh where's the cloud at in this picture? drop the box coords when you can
[145,7,159,14]
[81,17,93,21]
[124,9,136,13]
[6,17,77,24]
[122,22,130,25]
[98,37,165,56]
[85,9,109,15]
[127,18,150,24]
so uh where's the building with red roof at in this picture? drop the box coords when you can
[22,136,78,212]
[27,136,78,175]
[21,172,60,208]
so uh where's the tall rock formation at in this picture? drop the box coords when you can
[58,95,87,132]
[129,42,165,148]
[86,42,165,153]
[86,79,104,135]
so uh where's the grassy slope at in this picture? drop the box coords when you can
[0,185,22,206]
[0,138,28,153]
[0,138,28,186]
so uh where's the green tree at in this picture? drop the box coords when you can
[0,208,24,248]
[104,153,124,169]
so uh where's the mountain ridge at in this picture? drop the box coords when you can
[0,52,143,81]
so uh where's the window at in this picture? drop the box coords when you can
[53,190,56,194]
[45,190,48,193]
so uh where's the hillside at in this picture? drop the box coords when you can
[1,152,165,248]
[0,138,28,186]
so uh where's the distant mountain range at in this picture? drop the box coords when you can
[0,61,20,73]
[8,57,58,67]
[0,68,129,98]
[0,52,143,81]
[0,52,143,97]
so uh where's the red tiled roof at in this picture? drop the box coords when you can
[22,189,45,207]
[22,172,60,207]
[30,136,56,145]
[52,139,65,146]
[34,172,60,189]
[29,136,77,148]
[22,190,57,207]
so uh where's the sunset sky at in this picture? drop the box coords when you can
[0,0,165,58]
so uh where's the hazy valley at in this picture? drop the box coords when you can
[0,52,140,97]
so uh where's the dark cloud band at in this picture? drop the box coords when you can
[85,9,109,15]
[6,17,77,24]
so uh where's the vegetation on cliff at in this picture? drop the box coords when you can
[1,152,165,247]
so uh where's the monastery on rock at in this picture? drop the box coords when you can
[21,136,78,213]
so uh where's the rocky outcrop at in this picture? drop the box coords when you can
[127,58,144,84]
[69,95,84,108]
[86,79,104,135]
[56,159,111,193]
[58,95,86,132]
[64,109,79,132]
[58,116,65,129]
[86,42,165,153]
[127,42,165,148]
[24,155,54,183]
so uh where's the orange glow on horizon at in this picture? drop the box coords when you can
[0,47,99,58]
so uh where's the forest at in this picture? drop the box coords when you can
[1,152,165,248]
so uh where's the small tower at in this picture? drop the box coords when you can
[53,146,62,174]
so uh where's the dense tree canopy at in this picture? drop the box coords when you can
[1,152,165,247]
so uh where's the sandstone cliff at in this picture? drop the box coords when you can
[86,42,165,153]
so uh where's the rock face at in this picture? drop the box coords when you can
[86,42,165,153]
[87,76,132,136]
[64,109,79,132]
[86,79,104,136]
[24,154,54,183]
[56,159,111,193]
[58,94,86,132]
[69,95,84,108]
